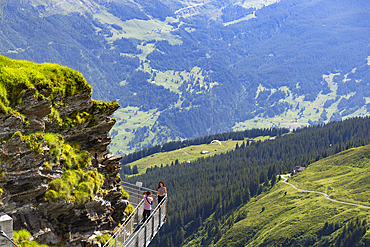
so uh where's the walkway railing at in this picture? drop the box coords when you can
[103,181,167,247]
[124,196,167,247]
[121,181,157,207]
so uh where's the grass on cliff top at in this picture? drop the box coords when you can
[200,144,370,246]
[0,55,92,115]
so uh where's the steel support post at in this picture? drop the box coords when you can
[152,214,155,239]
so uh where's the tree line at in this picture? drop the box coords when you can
[125,116,370,247]
[120,127,289,166]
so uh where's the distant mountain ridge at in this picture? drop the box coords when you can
[1,0,370,154]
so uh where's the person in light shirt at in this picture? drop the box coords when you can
[142,191,153,222]
[154,181,167,205]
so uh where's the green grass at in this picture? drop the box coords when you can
[44,169,104,204]
[6,132,103,204]
[96,233,111,245]
[44,133,91,170]
[0,55,92,122]
[186,144,370,246]
[136,43,156,60]
[291,144,370,206]
[13,229,49,247]
[151,70,183,94]
[124,136,271,176]
[0,55,119,140]
[146,66,208,94]
[134,63,208,95]
[215,182,368,247]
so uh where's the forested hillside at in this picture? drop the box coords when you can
[127,116,370,246]
[182,145,370,246]
[203,143,370,246]
[1,0,369,153]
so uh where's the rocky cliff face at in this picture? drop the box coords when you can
[0,56,127,246]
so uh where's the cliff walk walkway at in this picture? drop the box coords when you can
[103,181,167,247]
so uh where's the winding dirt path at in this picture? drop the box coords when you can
[281,175,370,209]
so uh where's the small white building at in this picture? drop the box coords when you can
[201,150,209,154]
[0,213,14,247]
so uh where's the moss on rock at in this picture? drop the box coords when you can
[44,169,104,204]
[49,107,98,130]
[44,133,91,169]
[92,99,119,112]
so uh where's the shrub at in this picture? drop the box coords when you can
[96,233,111,244]
[11,132,44,154]
[124,203,135,216]
[13,229,49,247]
[44,133,91,169]
[44,169,104,204]
[49,108,98,130]
[121,187,129,200]
[13,229,31,243]
[92,99,119,112]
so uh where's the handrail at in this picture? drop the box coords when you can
[124,195,168,247]
[103,199,144,247]
[103,181,167,247]
[121,180,157,193]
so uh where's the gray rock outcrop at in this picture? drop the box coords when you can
[0,86,127,246]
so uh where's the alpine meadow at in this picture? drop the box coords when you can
[1,0,370,246]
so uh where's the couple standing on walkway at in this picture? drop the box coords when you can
[142,181,167,221]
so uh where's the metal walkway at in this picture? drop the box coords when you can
[103,181,167,247]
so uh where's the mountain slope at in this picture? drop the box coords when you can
[127,116,370,247]
[206,144,370,246]
[1,0,370,154]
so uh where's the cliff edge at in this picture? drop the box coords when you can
[0,55,127,246]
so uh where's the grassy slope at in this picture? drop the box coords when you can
[124,136,271,175]
[186,144,370,246]
[292,145,370,207]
